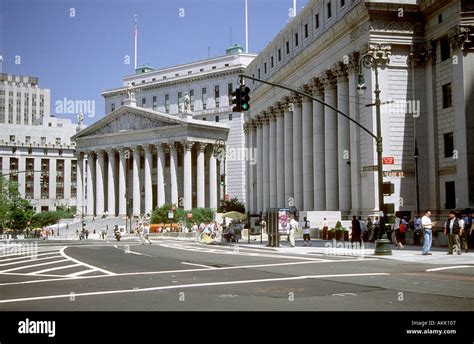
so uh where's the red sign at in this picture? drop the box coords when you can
[383,157,395,165]
[186,213,193,218]
[224,194,230,201]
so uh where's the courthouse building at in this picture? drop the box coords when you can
[244,0,474,217]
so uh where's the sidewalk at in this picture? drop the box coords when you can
[219,239,474,265]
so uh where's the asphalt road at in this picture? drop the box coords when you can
[1,238,473,311]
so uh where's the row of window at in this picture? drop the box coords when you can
[112,83,235,113]
[252,0,352,81]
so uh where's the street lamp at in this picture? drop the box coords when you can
[358,53,391,255]
[414,138,420,216]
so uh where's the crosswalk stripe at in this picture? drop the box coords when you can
[0,259,70,273]
[66,269,97,277]
[0,251,60,263]
[29,263,82,275]
[0,255,62,267]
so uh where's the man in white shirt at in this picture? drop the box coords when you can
[421,210,433,255]
[302,217,311,246]
[288,216,298,247]
[322,217,329,240]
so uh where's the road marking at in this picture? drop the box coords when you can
[0,258,379,286]
[0,272,390,304]
[66,269,97,277]
[59,247,116,276]
[0,259,70,272]
[181,262,217,269]
[113,246,153,257]
[426,265,474,272]
[332,292,357,297]
[29,264,82,275]
[0,252,59,263]
[0,249,59,258]
[0,255,63,267]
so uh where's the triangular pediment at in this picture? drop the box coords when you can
[74,106,183,139]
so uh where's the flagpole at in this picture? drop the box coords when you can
[134,14,138,70]
[245,0,248,53]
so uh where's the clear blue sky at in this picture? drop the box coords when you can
[1,0,308,124]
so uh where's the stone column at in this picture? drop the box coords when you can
[49,158,57,201]
[144,145,153,215]
[118,148,127,216]
[76,153,84,217]
[197,143,206,208]
[106,149,116,216]
[183,141,193,210]
[311,79,326,210]
[86,153,95,216]
[256,118,264,213]
[283,101,293,208]
[275,107,285,208]
[245,124,254,213]
[348,53,361,212]
[18,154,26,198]
[323,71,339,210]
[302,90,314,210]
[64,158,71,201]
[268,110,277,208]
[209,146,218,210]
[34,158,41,200]
[292,95,303,210]
[262,113,270,213]
[169,143,179,206]
[156,144,166,208]
[95,150,105,216]
[132,146,141,215]
[336,63,351,212]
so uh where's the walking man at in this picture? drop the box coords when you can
[322,217,329,240]
[302,217,311,246]
[422,210,433,255]
[351,215,361,246]
[445,211,461,255]
[288,215,298,248]
[142,223,152,245]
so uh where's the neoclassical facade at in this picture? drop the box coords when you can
[245,0,474,216]
[72,101,229,217]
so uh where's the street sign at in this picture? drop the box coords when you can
[224,194,230,201]
[168,211,174,219]
[362,165,378,172]
[187,213,193,219]
[383,170,405,178]
[383,157,395,164]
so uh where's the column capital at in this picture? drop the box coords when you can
[347,51,360,72]
[105,148,116,155]
[267,107,277,121]
[97,150,107,158]
[290,93,302,106]
[273,102,285,117]
[309,77,324,96]
[334,62,349,83]
[255,116,264,128]
[198,143,208,152]
[260,112,270,125]
[86,151,96,158]
[322,70,337,90]
[366,43,392,66]
[181,141,194,151]
[301,85,314,102]
[243,123,250,134]
[75,151,85,159]
[143,144,154,152]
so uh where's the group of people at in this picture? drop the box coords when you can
[350,216,381,245]
[134,222,152,244]
[75,225,89,240]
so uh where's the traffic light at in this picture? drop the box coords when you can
[220,174,225,186]
[232,88,241,112]
[241,86,251,111]
[382,182,394,195]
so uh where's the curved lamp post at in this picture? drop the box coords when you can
[357,54,391,255]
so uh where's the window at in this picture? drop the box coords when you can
[175,73,179,77]
[228,113,233,121]
[25,136,31,143]
[200,68,204,72]
[178,92,183,112]
[295,33,299,47]
[215,85,220,108]
[252,73,255,84]
[258,68,261,79]
[340,0,345,7]
[212,66,217,70]
[165,94,170,113]
[202,88,207,110]
[55,138,61,145]
[264,62,267,74]
[444,132,454,158]
[41,137,46,144]
[215,115,219,122]
[445,181,456,209]
[163,76,167,80]
[9,135,15,142]
[111,103,115,112]
[327,1,332,18]
[141,98,146,107]
[286,41,290,54]
[188,71,192,75]
[440,36,450,61]
[271,56,274,68]
[189,90,195,111]
[438,13,443,24]
[228,83,233,104]
[304,24,308,38]
[152,96,157,110]
[278,48,281,61]
[442,83,452,108]
[203,117,207,121]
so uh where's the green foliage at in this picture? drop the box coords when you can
[218,197,245,213]
[151,204,215,225]
[0,176,34,232]
[191,207,214,224]
[330,221,347,232]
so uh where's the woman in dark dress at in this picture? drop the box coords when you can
[351,215,361,245]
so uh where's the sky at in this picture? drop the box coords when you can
[0,0,309,125]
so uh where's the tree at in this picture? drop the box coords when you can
[218,197,245,213]
[151,204,185,224]
[191,207,214,225]
[0,176,34,232]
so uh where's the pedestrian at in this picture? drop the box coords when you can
[398,216,408,249]
[393,213,401,246]
[351,215,361,246]
[302,216,311,246]
[367,217,374,241]
[373,216,380,241]
[463,213,472,252]
[459,213,469,253]
[288,215,298,247]
[85,228,89,239]
[322,217,329,240]
[358,216,367,243]
[421,210,433,255]
[444,210,461,255]
[414,215,422,245]
[142,223,152,245]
